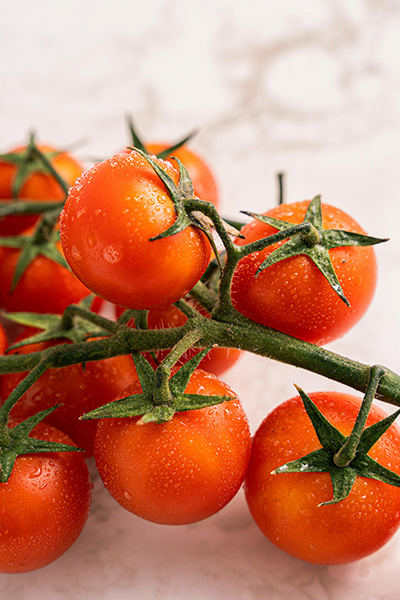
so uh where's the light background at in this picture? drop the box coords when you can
[1,1,400,598]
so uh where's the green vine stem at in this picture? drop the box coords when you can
[60,304,119,334]
[1,315,400,408]
[0,200,64,218]
[153,328,204,406]
[334,365,386,467]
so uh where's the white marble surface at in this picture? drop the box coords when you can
[2,0,400,597]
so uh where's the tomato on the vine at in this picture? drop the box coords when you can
[244,391,400,565]
[0,144,84,236]
[94,368,251,525]
[0,331,139,456]
[0,420,91,573]
[0,228,94,314]
[145,142,219,208]
[231,200,378,345]
[60,151,212,310]
[115,300,242,376]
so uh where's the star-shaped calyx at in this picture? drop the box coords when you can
[3,294,114,350]
[0,223,69,293]
[81,347,233,424]
[273,366,400,505]
[130,149,240,269]
[242,195,387,306]
[0,132,69,199]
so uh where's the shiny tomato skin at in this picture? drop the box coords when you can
[115,301,242,376]
[0,230,93,314]
[0,332,139,457]
[146,142,219,207]
[232,201,377,345]
[60,151,212,310]
[94,369,251,525]
[0,144,84,236]
[0,421,91,573]
[245,392,400,565]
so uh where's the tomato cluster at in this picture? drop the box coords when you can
[0,129,398,574]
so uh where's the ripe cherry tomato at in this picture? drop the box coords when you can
[231,201,377,345]
[0,144,84,236]
[0,229,93,314]
[94,368,251,525]
[245,391,400,564]
[145,142,219,207]
[0,420,91,573]
[0,331,139,456]
[60,151,212,310]
[115,300,242,376]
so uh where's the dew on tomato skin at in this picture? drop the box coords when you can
[86,231,97,248]
[28,464,42,479]
[101,245,122,264]
[71,245,82,261]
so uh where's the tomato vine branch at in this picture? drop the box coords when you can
[1,309,400,408]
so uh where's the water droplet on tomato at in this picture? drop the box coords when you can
[87,231,97,248]
[71,245,82,261]
[29,464,42,479]
[102,246,122,264]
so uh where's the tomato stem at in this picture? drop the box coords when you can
[61,304,119,334]
[0,200,63,218]
[334,365,386,467]
[1,314,400,408]
[0,353,52,425]
[277,172,285,205]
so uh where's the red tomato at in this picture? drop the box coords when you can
[231,201,377,345]
[0,144,84,236]
[94,368,251,525]
[60,151,212,310]
[145,142,219,207]
[245,391,400,564]
[0,322,7,356]
[115,301,242,376]
[0,229,93,314]
[0,420,91,573]
[0,331,139,456]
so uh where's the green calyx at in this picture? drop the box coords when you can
[3,295,115,350]
[126,114,197,160]
[242,195,387,306]
[81,344,233,424]
[0,222,69,292]
[273,366,400,505]
[0,295,119,482]
[132,148,242,275]
[0,406,83,483]
[0,132,69,199]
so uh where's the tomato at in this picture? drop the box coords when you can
[0,420,91,573]
[60,151,212,310]
[145,142,219,207]
[231,201,377,345]
[115,301,242,376]
[0,322,7,356]
[244,391,400,564]
[0,144,84,236]
[0,331,139,456]
[0,228,93,314]
[94,368,251,525]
